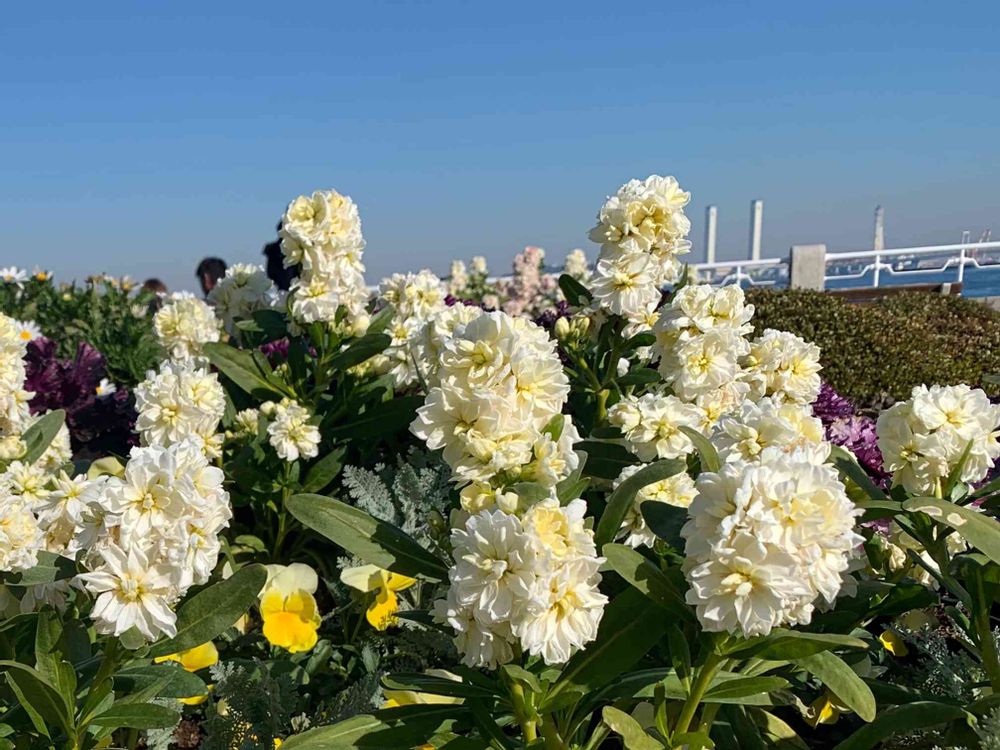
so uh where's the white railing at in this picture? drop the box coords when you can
[691,257,788,287]
[823,241,1000,287]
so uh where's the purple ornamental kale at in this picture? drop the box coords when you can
[23,338,137,458]
[813,382,890,489]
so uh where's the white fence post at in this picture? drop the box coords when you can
[749,199,763,261]
[705,205,717,264]
[789,244,827,290]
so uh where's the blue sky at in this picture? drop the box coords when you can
[2,1,998,292]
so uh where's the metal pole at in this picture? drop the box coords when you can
[749,200,763,261]
[705,205,717,264]
[958,247,966,284]
[873,253,881,288]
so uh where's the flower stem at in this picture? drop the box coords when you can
[509,681,537,742]
[673,651,723,740]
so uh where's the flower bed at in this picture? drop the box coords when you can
[1,178,1000,750]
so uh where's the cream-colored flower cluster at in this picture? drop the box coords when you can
[208,262,282,335]
[376,270,448,387]
[613,463,697,549]
[714,397,826,466]
[0,313,33,458]
[153,292,223,364]
[78,440,231,641]
[264,398,321,462]
[588,175,692,317]
[134,360,226,458]
[410,311,577,491]
[653,284,754,406]
[877,384,1000,495]
[279,189,370,327]
[682,453,862,637]
[608,392,701,462]
[434,498,606,667]
[743,329,823,405]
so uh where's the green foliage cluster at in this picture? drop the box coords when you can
[0,275,160,386]
[747,289,1000,410]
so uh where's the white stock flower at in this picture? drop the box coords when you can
[682,453,861,637]
[208,263,279,334]
[78,543,179,641]
[134,361,224,450]
[0,493,43,572]
[563,248,590,281]
[877,384,1000,494]
[714,397,825,466]
[658,328,748,402]
[411,311,573,488]
[590,251,660,317]
[440,500,606,667]
[608,392,701,461]
[743,329,822,405]
[613,464,697,548]
[589,175,692,305]
[267,399,321,462]
[153,293,222,363]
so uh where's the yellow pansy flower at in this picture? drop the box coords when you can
[805,690,847,728]
[340,564,416,630]
[259,563,322,654]
[153,641,217,705]
[381,669,464,709]
[879,629,909,657]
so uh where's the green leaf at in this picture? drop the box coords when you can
[3,552,76,587]
[382,673,496,699]
[365,304,396,335]
[902,496,1000,565]
[796,651,876,722]
[703,676,789,701]
[640,501,688,549]
[203,342,287,399]
[89,703,180,729]
[602,706,662,750]
[575,440,637,480]
[250,309,289,342]
[595,459,685,547]
[727,630,868,660]
[622,332,656,351]
[302,446,348,493]
[0,661,73,738]
[287,493,448,581]
[34,612,75,710]
[602,543,693,622]
[559,273,592,306]
[20,410,66,466]
[148,564,266,658]
[327,396,423,441]
[113,664,207,700]
[832,702,967,750]
[679,425,720,473]
[830,445,887,502]
[500,664,543,694]
[617,368,662,387]
[545,588,669,710]
[328,333,392,371]
[281,705,463,749]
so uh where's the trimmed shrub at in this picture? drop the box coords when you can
[746,289,1000,410]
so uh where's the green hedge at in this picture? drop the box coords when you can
[746,289,1000,410]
